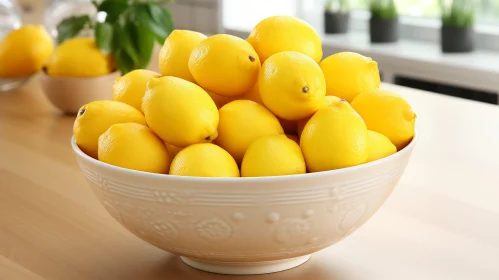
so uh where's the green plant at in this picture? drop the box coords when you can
[370,0,398,20]
[325,0,349,13]
[56,0,174,74]
[440,0,476,27]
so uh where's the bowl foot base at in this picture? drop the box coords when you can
[180,254,312,275]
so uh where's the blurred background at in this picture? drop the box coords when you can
[2,0,499,104]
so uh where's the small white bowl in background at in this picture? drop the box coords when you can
[40,71,120,114]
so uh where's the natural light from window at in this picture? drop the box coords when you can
[350,0,499,23]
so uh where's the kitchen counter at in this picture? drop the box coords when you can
[1,79,499,280]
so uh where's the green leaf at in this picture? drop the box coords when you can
[95,22,113,54]
[115,49,134,75]
[150,4,175,43]
[111,22,121,52]
[160,5,175,32]
[122,22,140,65]
[135,22,156,69]
[148,4,174,34]
[56,15,91,44]
[370,0,398,20]
[87,0,170,74]
[98,0,129,22]
[442,0,475,27]
[133,4,173,44]
[113,23,139,67]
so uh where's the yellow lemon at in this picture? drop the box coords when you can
[367,130,396,162]
[98,123,171,173]
[0,25,53,77]
[301,100,368,172]
[158,30,207,82]
[247,15,322,63]
[188,34,260,97]
[297,95,341,137]
[241,135,306,177]
[259,51,326,121]
[170,143,239,177]
[320,52,380,102]
[46,37,114,77]
[351,88,416,150]
[112,69,161,112]
[216,100,284,164]
[142,76,219,147]
[73,100,147,158]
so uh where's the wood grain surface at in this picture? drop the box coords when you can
[1,78,499,280]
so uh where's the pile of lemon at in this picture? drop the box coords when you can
[73,15,416,178]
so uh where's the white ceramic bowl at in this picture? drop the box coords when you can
[72,134,417,275]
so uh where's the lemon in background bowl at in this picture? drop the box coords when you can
[40,37,118,114]
[0,25,53,78]
[45,37,114,77]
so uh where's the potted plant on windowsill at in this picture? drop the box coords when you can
[40,0,174,114]
[440,0,475,53]
[324,0,350,34]
[369,0,398,43]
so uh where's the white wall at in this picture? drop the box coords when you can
[166,0,221,34]
[222,0,299,31]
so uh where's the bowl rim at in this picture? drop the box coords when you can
[72,131,417,183]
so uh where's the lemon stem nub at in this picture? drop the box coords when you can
[205,136,211,141]
[79,108,86,116]
[340,98,346,102]
[302,86,309,93]
[249,55,256,62]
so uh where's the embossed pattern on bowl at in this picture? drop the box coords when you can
[72,135,416,263]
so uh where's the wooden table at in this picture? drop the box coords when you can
[1,79,499,280]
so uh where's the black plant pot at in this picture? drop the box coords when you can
[441,26,474,53]
[369,18,399,43]
[324,11,349,34]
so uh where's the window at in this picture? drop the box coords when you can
[349,0,499,23]
[480,0,499,23]
[222,0,499,51]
